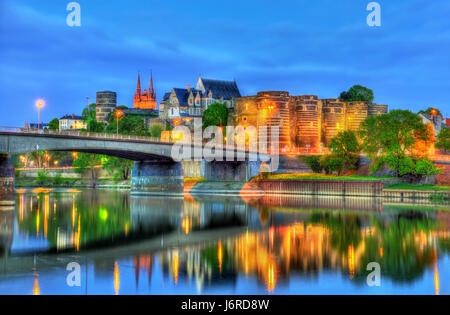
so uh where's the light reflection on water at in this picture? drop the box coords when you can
[0,188,449,295]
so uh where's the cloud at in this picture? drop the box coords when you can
[0,0,449,125]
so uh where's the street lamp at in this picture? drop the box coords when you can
[36,99,45,130]
[115,110,123,136]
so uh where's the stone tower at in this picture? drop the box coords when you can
[96,91,117,123]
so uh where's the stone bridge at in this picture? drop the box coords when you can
[0,130,268,201]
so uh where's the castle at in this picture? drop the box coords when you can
[133,73,157,110]
[233,91,388,151]
[126,73,389,152]
[160,77,241,120]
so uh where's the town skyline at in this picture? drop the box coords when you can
[1,0,450,126]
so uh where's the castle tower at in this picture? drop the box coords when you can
[295,95,322,148]
[96,91,117,123]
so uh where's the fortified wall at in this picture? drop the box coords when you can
[234,92,388,150]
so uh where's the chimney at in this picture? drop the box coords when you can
[186,85,191,92]
[72,114,75,119]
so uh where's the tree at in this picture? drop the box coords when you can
[436,127,450,151]
[49,118,59,130]
[319,155,345,175]
[105,114,150,136]
[300,156,323,173]
[73,153,103,185]
[359,110,440,179]
[150,124,164,138]
[328,130,360,171]
[202,102,228,129]
[82,103,96,120]
[102,157,134,181]
[86,118,105,133]
[340,85,374,103]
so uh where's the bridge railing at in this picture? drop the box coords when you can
[0,127,178,143]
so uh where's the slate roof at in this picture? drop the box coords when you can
[60,115,83,120]
[201,78,241,99]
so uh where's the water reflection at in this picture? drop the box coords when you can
[0,189,448,294]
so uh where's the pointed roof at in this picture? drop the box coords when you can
[136,73,141,93]
[149,72,156,100]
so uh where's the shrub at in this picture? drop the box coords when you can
[300,156,323,173]
[37,170,49,186]
[52,171,64,186]
[320,155,345,175]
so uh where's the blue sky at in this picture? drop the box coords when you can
[0,0,449,126]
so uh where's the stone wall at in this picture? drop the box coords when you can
[234,93,388,149]
[0,154,14,209]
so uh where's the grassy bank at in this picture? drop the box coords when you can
[259,173,392,181]
[385,184,450,191]
[15,177,130,188]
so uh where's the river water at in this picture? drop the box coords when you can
[0,188,449,295]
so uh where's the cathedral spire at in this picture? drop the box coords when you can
[149,71,156,100]
[136,72,142,95]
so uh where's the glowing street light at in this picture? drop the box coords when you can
[36,99,45,130]
[115,110,123,136]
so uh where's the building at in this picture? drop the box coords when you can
[24,122,49,130]
[160,77,241,126]
[96,91,117,123]
[234,91,388,152]
[133,73,157,110]
[419,112,446,136]
[59,114,86,130]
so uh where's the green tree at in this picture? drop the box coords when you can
[436,127,450,151]
[300,156,323,173]
[340,85,374,103]
[105,114,150,136]
[73,153,103,184]
[320,155,345,175]
[202,102,228,129]
[328,130,360,171]
[359,110,440,178]
[37,170,49,186]
[85,118,105,133]
[82,103,97,120]
[102,157,134,181]
[150,124,164,138]
[48,118,59,130]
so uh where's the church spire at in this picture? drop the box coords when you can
[136,72,142,95]
[149,71,156,100]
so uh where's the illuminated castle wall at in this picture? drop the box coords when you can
[234,92,388,150]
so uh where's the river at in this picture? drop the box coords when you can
[0,188,448,295]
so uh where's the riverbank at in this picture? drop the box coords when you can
[14,173,450,203]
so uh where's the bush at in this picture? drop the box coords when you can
[320,155,345,175]
[52,171,64,186]
[37,170,49,186]
[150,124,164,138]
[300,156,323,173]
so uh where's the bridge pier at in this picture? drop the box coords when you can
[0,154,14,211]
[131,160,184,196]
[202,160,260,181]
